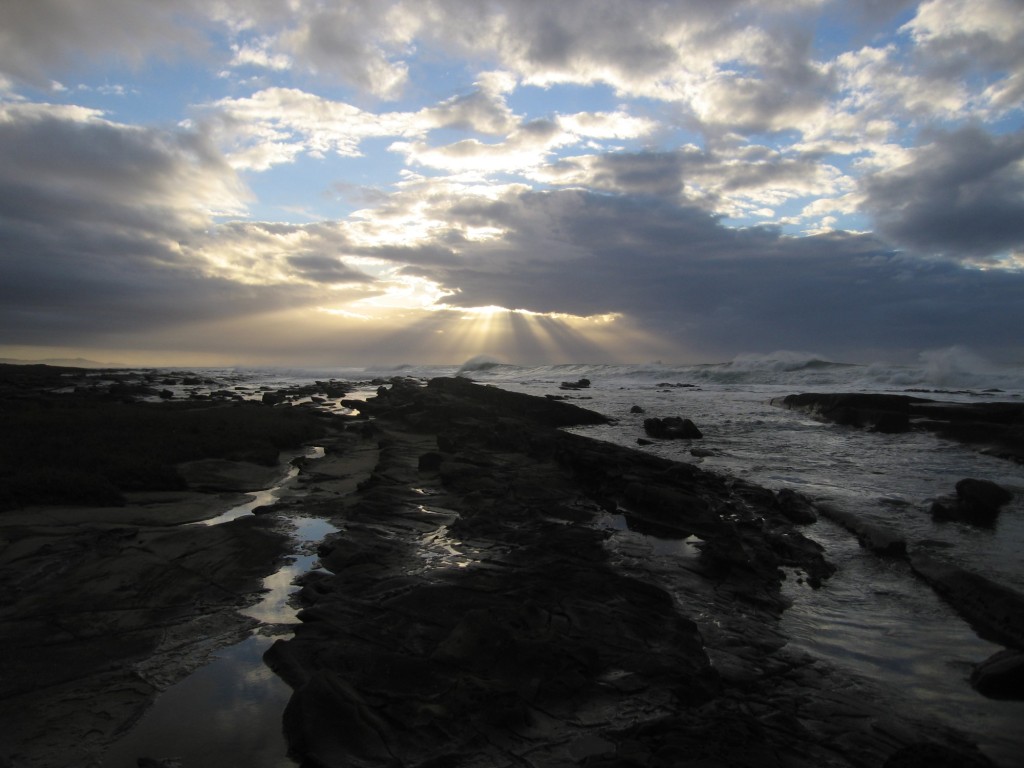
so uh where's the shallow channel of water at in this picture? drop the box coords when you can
[102,448,337,767]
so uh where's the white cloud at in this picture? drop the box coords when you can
[903,0,1024,44]
[230,39,293,71]
[391,119,575,174]
[205,87,420,170]
[556,110,655,139]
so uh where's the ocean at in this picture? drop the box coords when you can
[108,349,1024,765]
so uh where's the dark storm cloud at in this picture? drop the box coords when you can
[0,105,312,344]
[861,126,1024,259]
[575,152,687,197]
[286,254,374,284]
[406,187,1024,360]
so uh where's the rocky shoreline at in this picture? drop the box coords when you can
[0,370,1012,766]
[261,377,995,768]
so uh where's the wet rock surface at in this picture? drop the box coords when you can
[266,378,992,768]
[970,650,1024,701]
[0,513,290,766]
[642,415,703,439]
[0,371,1007,767]
[908,553,1024,651]
[778,393,1024,462]
[930,478,1014,526]
[0,364,343,766]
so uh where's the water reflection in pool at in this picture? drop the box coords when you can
[100,635,296,768]
[101,514,338,767]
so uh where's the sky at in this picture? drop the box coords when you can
[1,0,1022,367]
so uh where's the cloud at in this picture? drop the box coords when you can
[276,3,411,98]
[0,0,208,86]
[535,145,852,220]
[0,101,305,345]
[3,1,1024,365]
[349,183,1024,360]
[902,0,1024,114]
[860,126,1024,261]
[205,75,524,171]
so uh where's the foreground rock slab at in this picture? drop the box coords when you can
[0,511,289,766]
[267,378,994,768]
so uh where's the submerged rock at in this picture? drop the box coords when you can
[816,503,906,557]
[775,488,818,525]
[560,377,591,390]
[779,393,917,433]
[970,649,1024,700]
[643,416,703,439]
[909,553,1024,649]
[778,393,1024,462]
[931,478,1013,526]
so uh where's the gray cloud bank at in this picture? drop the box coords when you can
[2,99,1021,363]
[1,1,1022,363]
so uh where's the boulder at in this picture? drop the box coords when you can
[560,378,591,390]
[775,488,818,525]
[957,478,1012,511]
[931,478,1012,526]
[970,649,1024,700]
[643,416,703,440]
[779,393,916,433]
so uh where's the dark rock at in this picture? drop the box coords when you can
[970,649,1024,700]
[630,405,645,414]
[817,504,906,556]
[778,393,1024,463]
[158,389,174,399]
[884,742,995,767]
[910,553,1024,649]
[643,416,703,440]
[418,451,443,471]
[779,393,916,433]
[259,378,923,768]
[931,478,1013,526]
[560,378,591,390]
[775,488,818,524]
[957,477,1013,511]
[262,391,285,405]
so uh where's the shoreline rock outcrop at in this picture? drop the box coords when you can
[777,393,1024,463]
[265,377,993,768]
[0,369,1006,766]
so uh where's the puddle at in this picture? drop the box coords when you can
[102,512,338,766]
[243,516,338,624]
[419,522,473,569]
[202,446,325,526]
[597,512,703,558]
[100,635,296,768]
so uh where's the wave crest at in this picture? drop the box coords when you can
[456,354,506,376]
